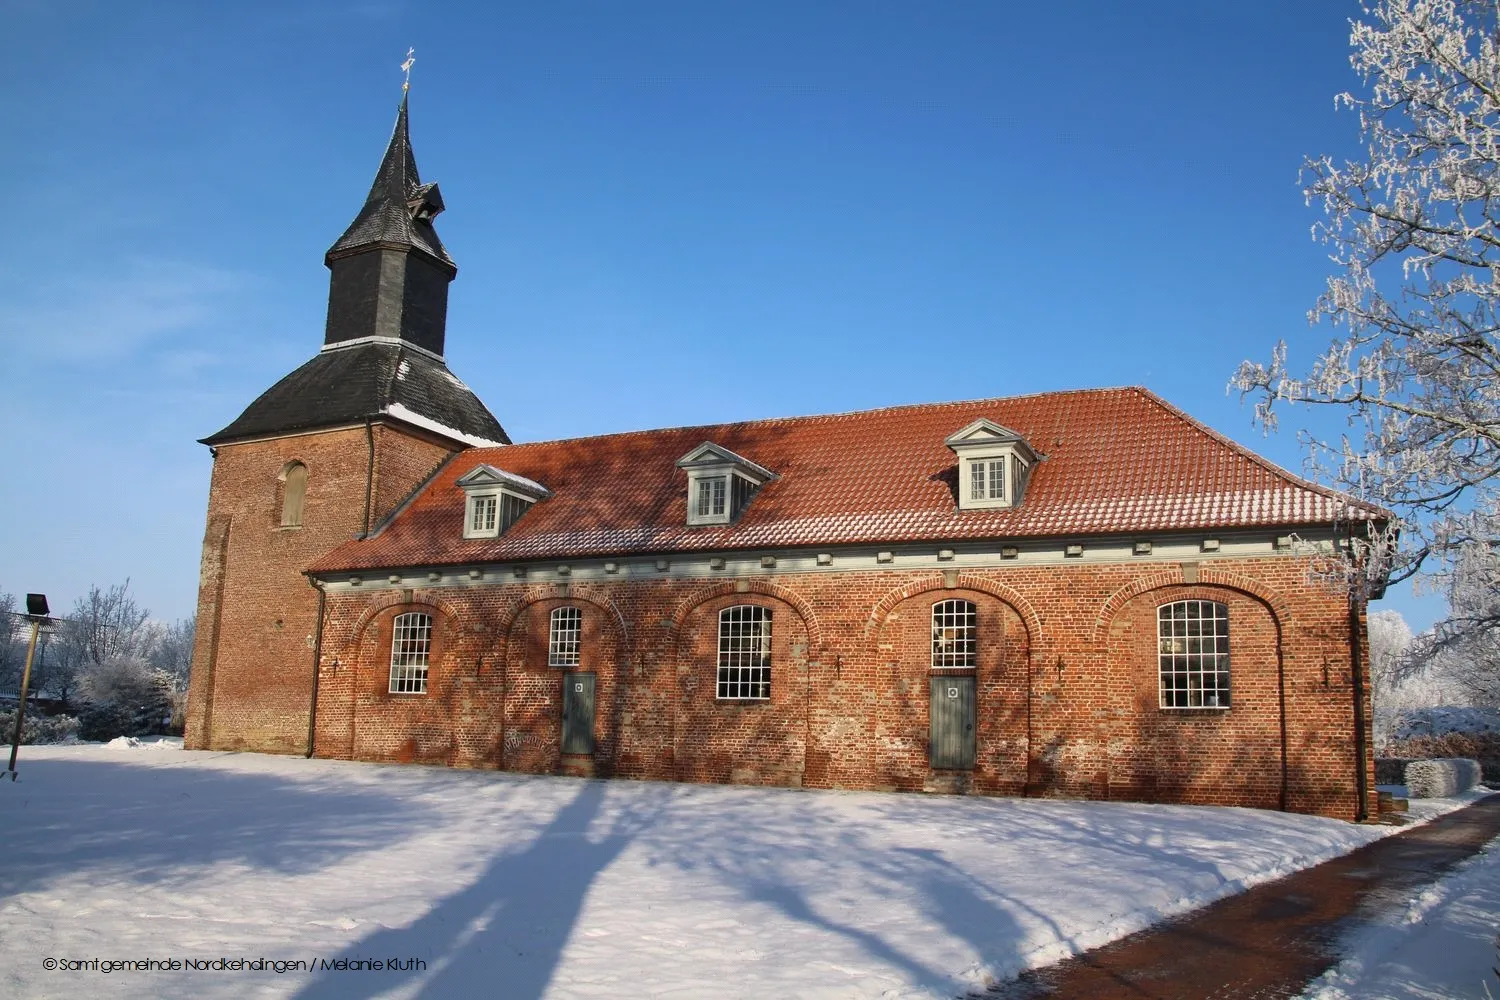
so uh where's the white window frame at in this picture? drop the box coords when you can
[716,605,771,700]
[677,442,775,527]
[931,599,977,669]
[466,492,499,537]
[548,606,582,667]
[389,612,432,694]
[1157,600,1231,710]
[945,419,1037,511]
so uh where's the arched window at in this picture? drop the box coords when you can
[717,605,771,700]
[1158,600,1230,709]
[931,599,977,669]
[280,461,307,527]
[389,612,432,694]
[548,606,582,666]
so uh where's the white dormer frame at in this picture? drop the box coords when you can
[676,442,776,526]
[456,464,552,539]
[945,418,1039,511]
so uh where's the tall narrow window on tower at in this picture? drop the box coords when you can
[280,462,308,528]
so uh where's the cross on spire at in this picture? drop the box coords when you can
[401,48,415,92]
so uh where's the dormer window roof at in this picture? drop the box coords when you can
[945,418,1038,511]
[676,442,774,526]
[456,464,551,539]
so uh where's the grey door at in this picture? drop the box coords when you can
[929,675,975,769]
[561,672,596,756]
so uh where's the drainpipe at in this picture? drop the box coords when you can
[1276,629,1288,812]
[1345,520,1370,822]
[1348,589,1370,822]
[305,576,327,758]
[361,417,376,536]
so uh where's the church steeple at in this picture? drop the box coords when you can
[323,94,456,356]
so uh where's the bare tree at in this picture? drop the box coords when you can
[1232,0,1500,659]
[145,615,195,692]
[37,581,155,710]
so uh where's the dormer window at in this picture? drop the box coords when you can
[945,418,1038,511]
[676,442,775,526]
[456,464,552,539]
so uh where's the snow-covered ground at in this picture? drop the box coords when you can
[0,742,1484,1000]
[1300,836,1500,1000]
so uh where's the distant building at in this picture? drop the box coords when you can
[186,97,1384,820]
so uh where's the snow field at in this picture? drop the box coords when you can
[0,742,1482,999]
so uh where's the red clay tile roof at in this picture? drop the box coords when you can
[309,387,1387,573]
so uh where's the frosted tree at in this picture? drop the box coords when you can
[1233,0,1500,656]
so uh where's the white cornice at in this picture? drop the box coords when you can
[315,527,1341,593]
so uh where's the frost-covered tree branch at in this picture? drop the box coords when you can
[1233,0,1500,655]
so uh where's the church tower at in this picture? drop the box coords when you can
[185,95,505,753]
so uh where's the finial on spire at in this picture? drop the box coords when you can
[401,47,415,92]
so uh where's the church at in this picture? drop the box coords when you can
[185,96,1384,821]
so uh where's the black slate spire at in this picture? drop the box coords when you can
[202,92,510,448]
[322,94,456,356]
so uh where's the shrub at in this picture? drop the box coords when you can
[0,709,80,745]
[1404,758,1483,798]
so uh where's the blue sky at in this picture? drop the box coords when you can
[0,0,1449,630]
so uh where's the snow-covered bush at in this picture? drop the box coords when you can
[0,709,80,745]
[75,656,174,741]
[1404,757,1482,798]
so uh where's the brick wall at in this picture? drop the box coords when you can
[294,558,1375,820]
[184,423,454,753]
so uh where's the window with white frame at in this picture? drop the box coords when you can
[548,606,582,667]
[969,459,1007,503]
[677,442,775,526]
[457,464,551,540]
[945,419,1037,511]
[932,599,977,669]
[389,612,432,694]
[717,605,771,700]
[469,493,498,535]
[1158,600,1230,709]
[695,476,727,520]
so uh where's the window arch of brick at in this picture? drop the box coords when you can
[1157,599,1230,709]
[717,605,772,700]
[931,599,977,669]
[279,461,307,528]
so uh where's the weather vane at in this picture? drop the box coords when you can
[401,48,416,92]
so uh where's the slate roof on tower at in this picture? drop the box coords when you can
[200,342,508,446]
[326,94,453,267]
[201,94,507,447]
[309,386,1389,573]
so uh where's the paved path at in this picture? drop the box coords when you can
[985,795,1500,999]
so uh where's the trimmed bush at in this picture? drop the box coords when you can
[1376,758,1415,785]
[0,709,80,745]
[1386,731,1500,784]
[1405,757,1483,798]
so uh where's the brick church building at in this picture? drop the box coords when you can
[185,97,1385,820]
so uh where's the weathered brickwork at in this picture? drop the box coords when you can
[294,558,1375,820]
[184,424,454,753]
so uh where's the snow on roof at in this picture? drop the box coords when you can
[383,402,507,449]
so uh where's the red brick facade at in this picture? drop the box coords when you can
[279,561,1374,820]
[184,422,454,754]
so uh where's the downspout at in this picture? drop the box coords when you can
[1348,589,1370,822]
[1024,643,1034,797]
[361,417,376,536]
[1276,626,1288,812]
[306,576,327,758]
